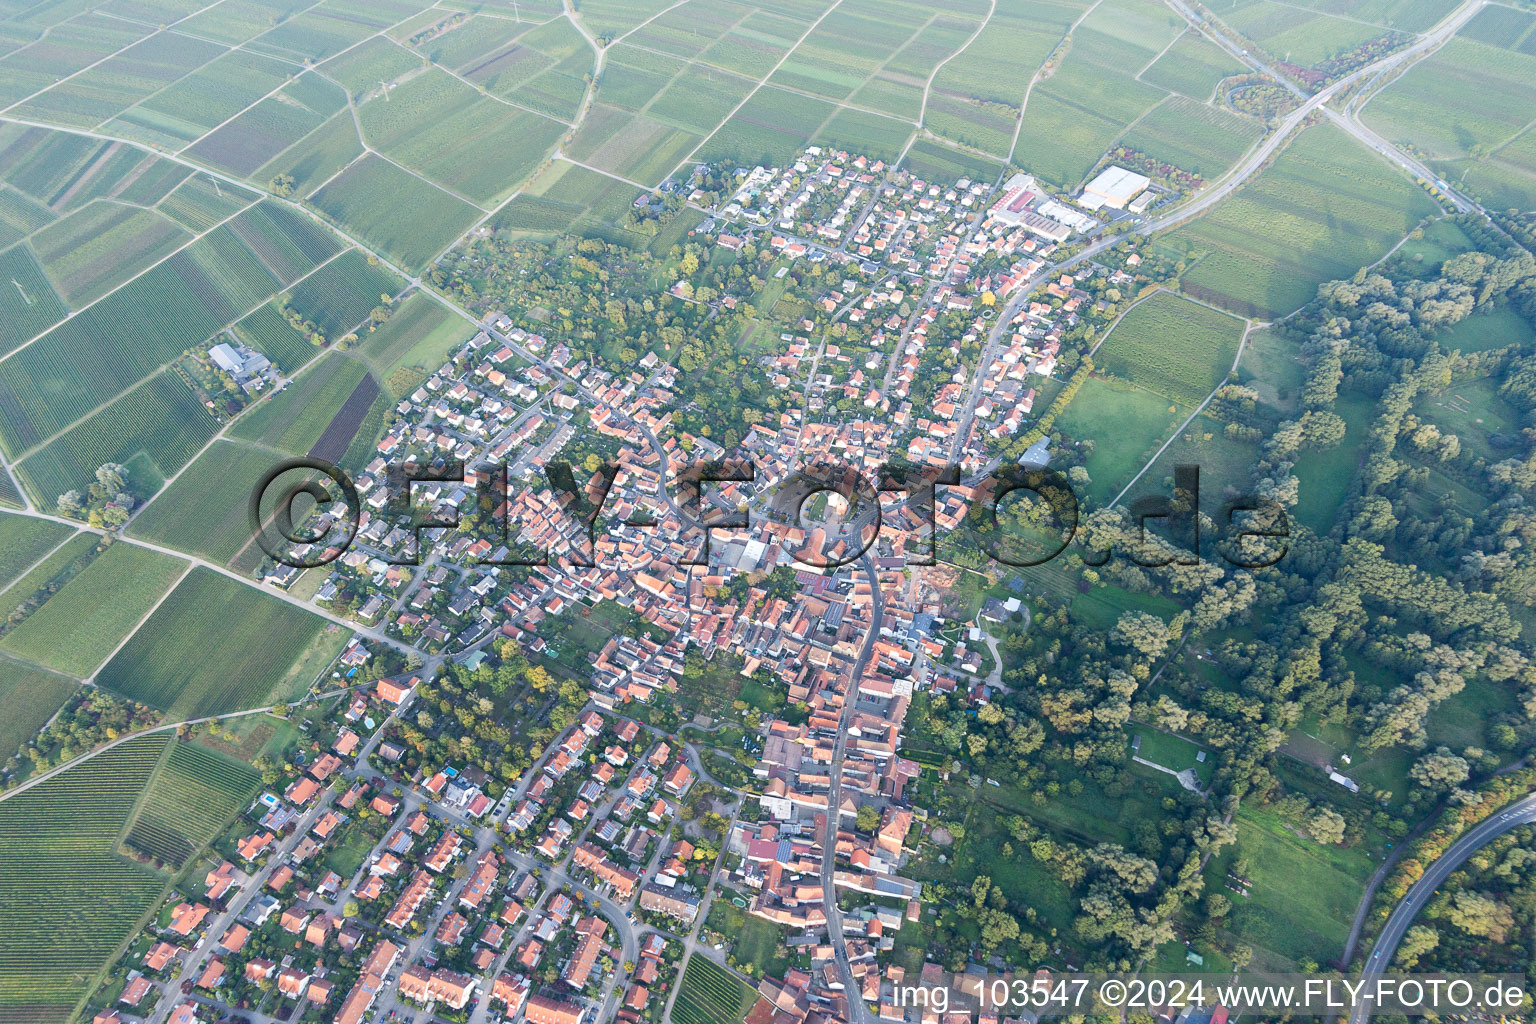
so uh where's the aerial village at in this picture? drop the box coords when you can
[90,148,1180,1024]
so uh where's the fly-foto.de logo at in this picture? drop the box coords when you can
[249,457,1289,571]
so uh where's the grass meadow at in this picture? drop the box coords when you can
[1215,804,1375,967]
[1055,375,1191,507]
[1292,391,1375,533]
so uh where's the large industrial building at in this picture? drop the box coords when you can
[987,172,1075,241]
[1078,165,1151,210]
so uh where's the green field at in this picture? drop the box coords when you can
[175,0,323,45]
[1360,30,1536,211]
[0,659,80,763]
[233,302,322,375]
[814,107,914,164]
[571,0,679,39]
[0,542,186,677]
[230,200,347,286]
[1237,326,1307,411]
[409,11,538,68]
[1389,217,1475,278]
[125,740,260,869]
[253,112,366,198]
[622,0,750,64]
[0,243,67,356]
[699,86,836,169]
[595,46,687,111]
[354,68,568,205]
[0,126,185,219]
[129,439,296,566]
[1141,31,1246,99]
[1416,678,1515,751]
[188,73,347,178]
[1220,804,1374,965]
[480,24,592,123]
[0,471,20,509]
[493,159,651,240]
[1413,376,1522,463]
[353,290,471,380]
[249,1,411,62]
[1216,0,1434,68]
[1119,95,1264,178]
[31,203,189,306]
[1096,291,1247,406]
[1362,36,1536,160]
[563,105,703,186]
[1055,375,1192,507]
[0,734,170,1020]
[676,652,761,716]
[107,48,294,148]
[644,64,754,137]
[1012,2,1185,184]
[17,370,220,507]
[231,351,375,456]
[1456,134,1536,213]
[673,955,757,1024]
[1130,726,1212,782]
[1072,580,1186,631]
[0,513,75,591]
[770,3,930,102]
[95,567,347,718]
[1431,303,1535,354]
[1458,1,1536,46]
[318,35,423,98]
[1170,123,1440,317]
[284,248,403,339]
[704,898,793,978]
[3,524,97,590]
[157,174,262,233]
[0,190,57,250]
[901,137,1005,185]
[310,154,481,270]
[928,0,1086,157]
[1126,411,1259,506]
[454,23,564,97]
[11,31,227,129]
[1292,391,1375,532]
[0,217,322,458]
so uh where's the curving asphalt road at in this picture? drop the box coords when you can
[1349,793,1536,1023]
[1164,0,1485,216]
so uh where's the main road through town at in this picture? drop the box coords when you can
[821,552,886,1024]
